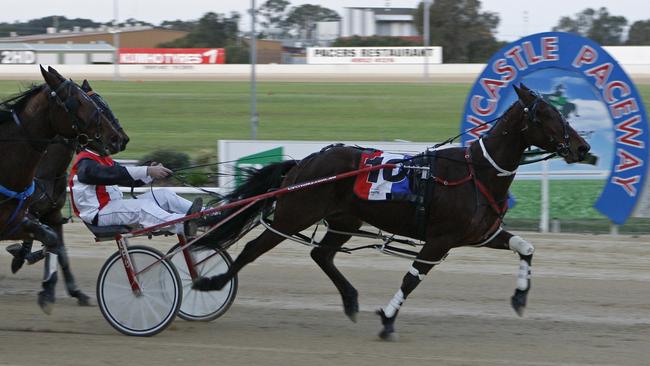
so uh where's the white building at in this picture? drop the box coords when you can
[341,7,418,38]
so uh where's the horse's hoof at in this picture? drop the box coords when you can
[375,309,398,341]
[345,310,358,323]
[6,244,26,274]
[37,291,55,315]
[378,329,399,342]
[343,291,359,323]
[511,289,528,317]
[192,276,227,291]
[71,291,93,306]
[192,276,213,291]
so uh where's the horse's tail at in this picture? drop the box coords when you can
[194,160,298,250]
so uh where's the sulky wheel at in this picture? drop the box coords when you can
[97,245,182,336]
[167,244,237,322]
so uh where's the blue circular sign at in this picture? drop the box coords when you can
[460,32,649,225]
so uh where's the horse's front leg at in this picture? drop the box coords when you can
[483,230,534,316]
[377,242,449,341]
[45,213,92,306]
[21,219,60,314]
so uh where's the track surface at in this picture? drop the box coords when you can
[0,223,648,366]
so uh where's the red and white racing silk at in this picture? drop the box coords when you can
[68,149,151,223]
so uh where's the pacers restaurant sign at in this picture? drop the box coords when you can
[307,47,442,64]
[460,32,649,225]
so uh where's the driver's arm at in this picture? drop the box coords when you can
[75,158,153,187]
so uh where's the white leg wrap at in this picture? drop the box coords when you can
[43,252,58,282]
[409,266,425,280]
[508,235,535,256]
[516,259,531,290]
[383,289,404,318]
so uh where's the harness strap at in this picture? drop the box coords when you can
[12,110,21,127]
[478,137,517,176]
[431,147,474,186]
[0,181,36,238]
[474,178,507,216]
[0,181,36,201]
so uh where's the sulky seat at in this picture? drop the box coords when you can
[84,222,133,239]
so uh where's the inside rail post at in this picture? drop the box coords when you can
[539,159,550,233]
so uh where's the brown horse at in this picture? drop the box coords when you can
[0,66,122,313]
[5,79,129,306]
[192,84,590,340]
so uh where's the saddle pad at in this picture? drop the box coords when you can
[353,151,412,200]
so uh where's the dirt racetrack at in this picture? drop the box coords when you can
[0,222,648,366]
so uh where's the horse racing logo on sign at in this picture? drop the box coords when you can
[461,32,649,225]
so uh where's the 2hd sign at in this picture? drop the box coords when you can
[461,32,649,225]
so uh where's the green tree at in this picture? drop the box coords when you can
[258,0,290,37]
[414,0,502,63]
[117,18,154,27]
[159,12,240,48]
[158,12,249,63]
[283,4,340,39]
[332,36,419,47]
[0,16,101,37]
[553,7,627,45]
[160,19,196,32]
[627,20,650,45]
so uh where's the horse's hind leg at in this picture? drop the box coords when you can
[310,215,362,322]
[193,220,315,292]
[483,230,534,316]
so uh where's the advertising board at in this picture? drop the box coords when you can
[119,48,225,64]
[306,47,442,64]
[0,50,36,64]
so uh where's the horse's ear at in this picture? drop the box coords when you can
[40,65,62,89]
[81,79,92,92]
[514,83,534,104]
[47,66,66,81]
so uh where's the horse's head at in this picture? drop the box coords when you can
[80,79,129,153]
[40,66,121,156]
[514,83,590,163]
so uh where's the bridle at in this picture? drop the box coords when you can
[475,93,574,177]
[87,90,125,135]
[519,94,571,158]
[47,79,107,151]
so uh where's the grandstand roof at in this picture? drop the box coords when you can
[0,42,115,51]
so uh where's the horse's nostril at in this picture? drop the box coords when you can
[578,144,591,153]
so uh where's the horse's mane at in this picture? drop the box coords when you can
[0,84,45,124]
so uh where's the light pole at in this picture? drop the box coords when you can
[423,0,432,81]
[113,0,120,80]
[250,0,259,139]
